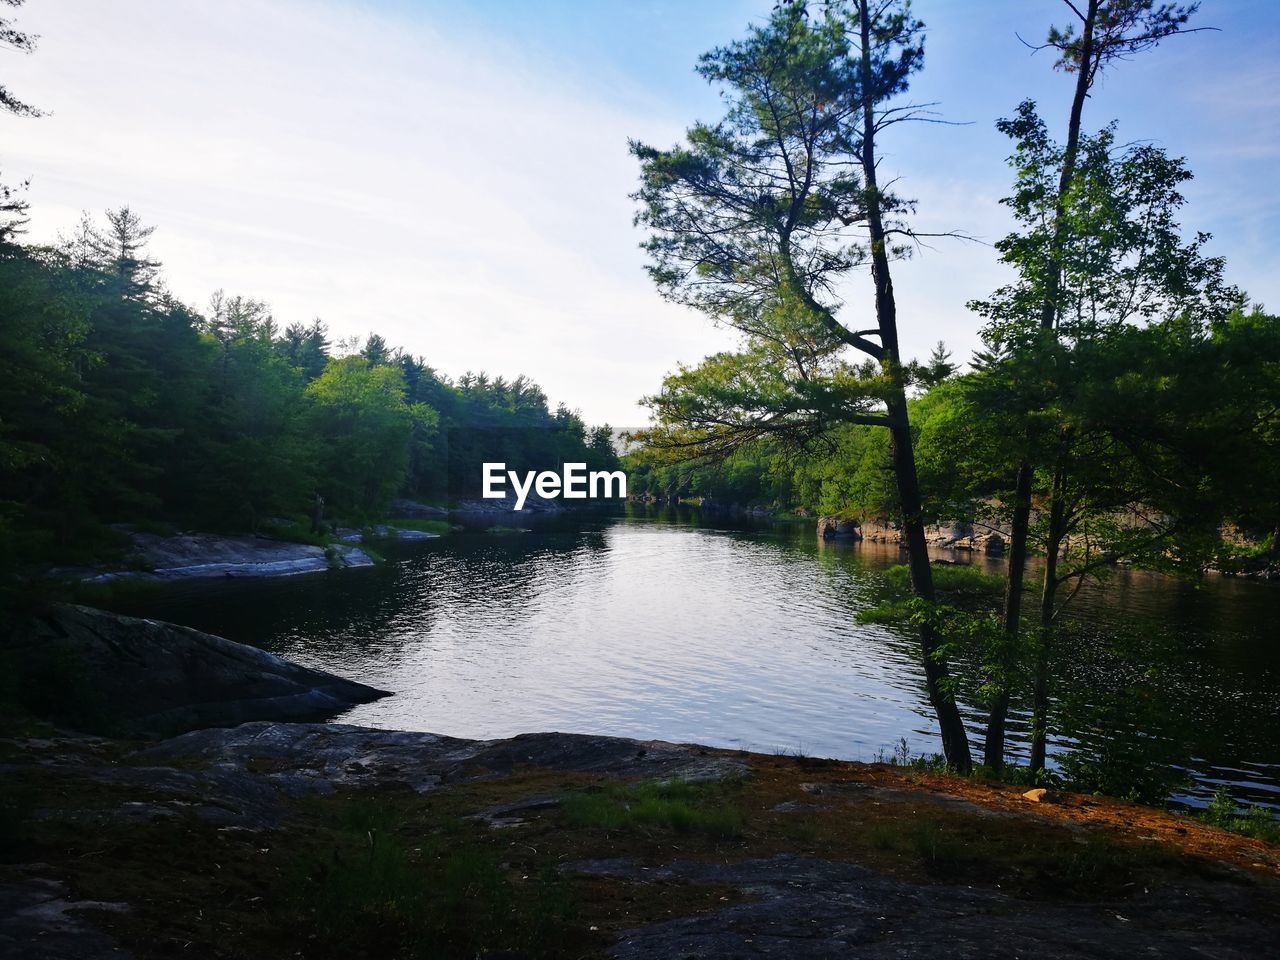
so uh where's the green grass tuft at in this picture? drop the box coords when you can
[563,778,744,838]
[1196,788,1280,844]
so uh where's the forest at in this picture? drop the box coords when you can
[0,205,620,589]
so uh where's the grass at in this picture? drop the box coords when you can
[872,736,949,773]
[563,778,745,838]
[295,797,580,959]
[1197,788,1280,843]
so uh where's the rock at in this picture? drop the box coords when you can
[452,494,564,515]
[817,517,862,541]
[4,606,389,738]
[74,531,373,582]
[572,853,1268,959]
[984,533,1006,556]
[334,525,439,543]
[132,723,750,802]
[1022,788,1051,803]
[0,872,132,960]
[858,521,902,544]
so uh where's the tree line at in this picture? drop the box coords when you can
[627,0,1279,776]
[0,205,619,579]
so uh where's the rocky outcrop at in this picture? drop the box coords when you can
[130,723,748,817]
[817,516,863,540]
[452,494,565,515]
[4,606,389,738]
[79,531,373,582]
[334,524,439,543]
[3,724,1276,959]
[858,520,903,544]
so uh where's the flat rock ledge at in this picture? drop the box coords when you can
[334,524,439,543]
[78,531,373,582]
[575,854,1273,959]
[5,605,389,738]
[0,723,749,959]
[5,723,1273,960]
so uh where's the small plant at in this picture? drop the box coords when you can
[299,797,581,958]
[864,817,975,879]
[562,778,744,838]
[873,737,948,773]
[1196,787,1280,844]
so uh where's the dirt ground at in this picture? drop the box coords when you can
[2,723,1276,958]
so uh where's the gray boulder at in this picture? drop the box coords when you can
[817,516,862,540]
[4,605,389,739]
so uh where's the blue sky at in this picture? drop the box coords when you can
[4,0,1277,424]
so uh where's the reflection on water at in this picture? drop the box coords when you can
[113,506,1280,809]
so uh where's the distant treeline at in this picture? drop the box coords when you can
[627,328,1280,555]
[0,207,619,571]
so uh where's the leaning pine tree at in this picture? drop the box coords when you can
[629,0,973,769]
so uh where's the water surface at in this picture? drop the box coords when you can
[116,508,1280,809]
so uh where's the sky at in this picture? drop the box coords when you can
[2,0,1277,426]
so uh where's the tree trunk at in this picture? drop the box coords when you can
[983,461,1032,770]
[858,1,971,771]
[984,0,1098,772]
[1030,464,1067,772]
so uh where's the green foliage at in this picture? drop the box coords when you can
[883,563,1003,596]
[305,357,428,519]
[562,778,744,838]
[859,564,1018,707]
[628,1,924,467]
[0,207,619,586]
[1050,629,1192,806]
[1197,788,1280,844]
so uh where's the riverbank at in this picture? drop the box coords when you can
[3,604,1277,957]
[48,520,451,585]
[3,719,1278,959]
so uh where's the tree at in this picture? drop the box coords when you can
[85,206,163,301]
[0,0,40,118]
[0,172,28,243]
[979,0,1208,772]
[908,341,956,390]
[278,318,330,381]
[305,356,433,519]
[361,333,391,366]
[629,0,973,768]
[1,0,41,242]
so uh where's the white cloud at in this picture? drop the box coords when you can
[5,0,1271,424]
[2,0,734,426]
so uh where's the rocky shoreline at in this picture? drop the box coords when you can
[817,515,1007,555]
[2,606,1277,958]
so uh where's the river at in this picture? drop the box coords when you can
[111,506,1280,810]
